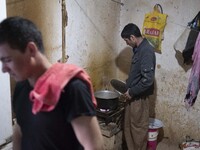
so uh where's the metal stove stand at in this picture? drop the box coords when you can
[97,101,125,137]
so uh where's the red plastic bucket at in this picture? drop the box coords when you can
[147,118,163,150]
[147,128,158,150]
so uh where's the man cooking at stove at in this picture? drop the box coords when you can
[121,23,156,150]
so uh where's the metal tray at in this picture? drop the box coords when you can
[110,79,127,94]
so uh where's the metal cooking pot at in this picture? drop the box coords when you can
[94,90,120,110]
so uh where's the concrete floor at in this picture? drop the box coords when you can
[0,137,181,150]
[156,139,180,150]
[1,140,181,150]
[120,138,181,150]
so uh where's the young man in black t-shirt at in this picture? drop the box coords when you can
[0,17,104,150]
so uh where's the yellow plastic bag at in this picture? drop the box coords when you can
[142,4,168,53]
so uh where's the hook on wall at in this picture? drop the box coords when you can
[111,0,124,6]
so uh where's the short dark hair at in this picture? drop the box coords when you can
[121,23,142,39]
[0,16,44,53]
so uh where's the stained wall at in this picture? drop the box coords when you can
[65,0,121,90]
[6,0,62,63]
[5,0,200,144]
[118,0,200,143]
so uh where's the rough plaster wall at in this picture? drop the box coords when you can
[66,0,121,90]
[6,0,62,96]
[5,0,200,144]
[7,0,62,63]
[5,0,121,121]
[119,0,200,143]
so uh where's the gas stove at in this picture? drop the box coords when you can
[96,100,125,137]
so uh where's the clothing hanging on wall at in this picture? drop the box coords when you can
[182,29,199,64]
[184,32,200,107]
[182,11,200,64]
[174,11,200,65]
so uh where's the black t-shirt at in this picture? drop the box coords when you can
[13,78,96,150]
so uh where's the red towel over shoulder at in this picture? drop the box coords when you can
[29,63,97,114]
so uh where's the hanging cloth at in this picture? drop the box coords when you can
[29,63,97,114]
[182,11,200,64]
[184,32,200,108]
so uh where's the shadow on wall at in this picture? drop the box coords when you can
[149,79,157,119]
[175,50,192,72]
[115,47,133,75]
